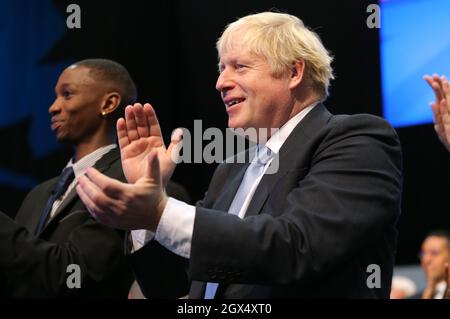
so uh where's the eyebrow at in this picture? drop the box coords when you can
[54,83,76,95]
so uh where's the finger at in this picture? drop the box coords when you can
[439,100,450,138]
[424,74,433,86]
[145,150,161,185]
[76,183,100,219]
[430,102,444,133]
[440,98,450,117]
[77,173,121,224]
[117,117,129,151]
[424,75,443,102]
[432,73,441,82]
[76,175,108,219]
[437,75,448,99]
[430,103,446,146]
[441,77,450,113]
[167,128,184,164]
[431,74,444,101]
[441,75,449,91]
[143,103,164,138]
[126,104,140,142]
[84,167,127,198]
[76,183,116,227]
[431,82,443,103]
[134,103,150,138]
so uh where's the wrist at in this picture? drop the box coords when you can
[148,194,168,232]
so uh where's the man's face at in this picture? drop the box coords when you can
[49,65,107,144]
[420,236,450,282]
[216,42,295,131]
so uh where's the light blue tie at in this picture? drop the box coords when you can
[204,145,273,299]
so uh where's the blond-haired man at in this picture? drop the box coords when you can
[77,12,402,298]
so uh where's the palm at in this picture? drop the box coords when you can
[121,136,162,182]
[117,103,180,185]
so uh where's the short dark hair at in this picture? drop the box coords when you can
[426,229,450,250]
[74,58,137,121]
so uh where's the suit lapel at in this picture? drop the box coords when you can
[25,180,57,232]
[244,103,332,218]
[40,148,121,233]
[48,188,78,221]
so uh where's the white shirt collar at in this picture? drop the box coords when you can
[265,102,318,154]
[434,281,447,299]
[67,144,117,178]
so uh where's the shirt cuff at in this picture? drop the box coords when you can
[131,229,155,252]
[155,197,195,259]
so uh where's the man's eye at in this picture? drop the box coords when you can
[236,64,246,70]
[63,91,72,98]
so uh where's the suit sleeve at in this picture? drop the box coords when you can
[125,182,193,299]
[127,239,190,299]
[189,115,402,286]
[0,210,131,298]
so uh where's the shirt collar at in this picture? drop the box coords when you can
[434,281,447,299]
[67,144,117,178]
[265,102,318,154]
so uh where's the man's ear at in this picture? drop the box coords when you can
[101,92,121,116]
[289,60,305,90]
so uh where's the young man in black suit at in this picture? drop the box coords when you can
[77,13,403,298]
[1,59,139,297]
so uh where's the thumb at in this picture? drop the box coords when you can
[167,128,184,164]
[145,150,161,185]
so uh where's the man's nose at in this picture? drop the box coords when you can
[48,98,60,115]
[216,69,234,92]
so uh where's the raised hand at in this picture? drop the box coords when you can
[76,150,167,231]
[422,267,439,299]
[117,103,183,185]
[424,74,450,151]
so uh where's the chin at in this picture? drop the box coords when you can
[228,117,248,130]
[227,119,238,129]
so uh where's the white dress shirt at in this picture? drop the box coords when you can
[132,103,317,257]
[49,144,117,218]
[433,281,447,299]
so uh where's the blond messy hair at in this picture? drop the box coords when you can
[217,12,334,100]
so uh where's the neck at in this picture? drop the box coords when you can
[74,131,115,162]
[288,92,320,122]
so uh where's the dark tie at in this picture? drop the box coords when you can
[35,166,75,235]
[204,145,273,299]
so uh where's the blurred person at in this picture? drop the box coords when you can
[390,275,417,299]
[418,230,450,299]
